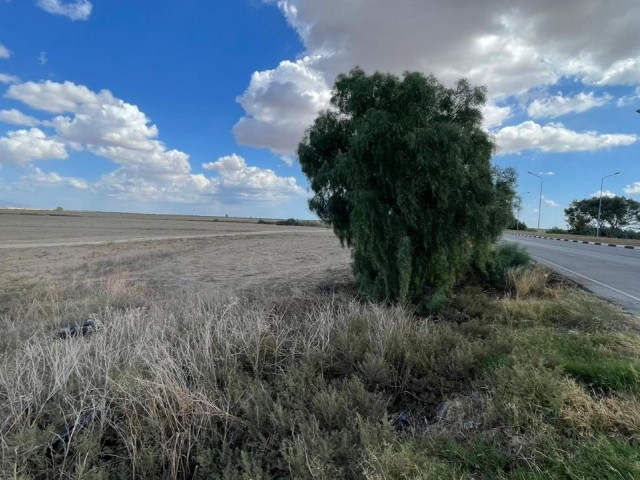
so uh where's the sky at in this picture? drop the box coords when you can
[0,0,639,227]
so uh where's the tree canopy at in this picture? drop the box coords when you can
[565,196,640,235]
[298,68,516,308]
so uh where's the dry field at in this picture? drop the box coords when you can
[0,210,351,296]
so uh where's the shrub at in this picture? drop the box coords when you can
[546,226,566,234]
[276,218,302,226]
[474,243,531,289]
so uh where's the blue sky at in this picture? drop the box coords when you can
[1,0,639,226]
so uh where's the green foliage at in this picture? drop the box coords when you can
[565,195,640,234]
[508,218,527,230]
[473,242,531,289]
[545,226,566,234]
[276,217,302,226]
[298,68,516,307]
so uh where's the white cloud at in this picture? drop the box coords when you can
[38,51,48,66]
[623,182,640,196]
[22,166,88,189]
[0,128,68,167]
[4,80,314,206]
[590,190,617,198]
[538,171,555,176]
[617,87,640,107]
[235,0,640,153]
[595,57,640,86]
[0,73,20,84]
[0,109,41,127]
[6,80,190,178]
[37,0,92,21]
[6,80,103,113]
[202,154,306,201]
[482,103,512,129]
[0,43,10,59]
[528,92,611,118]
[233,57,331,155]
[544,199,560,207]
[494,121,638,155]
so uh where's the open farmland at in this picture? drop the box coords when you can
[0,210,351,295]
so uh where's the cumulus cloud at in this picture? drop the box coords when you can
[624,182,640,196]
[0,73,20,84]
[233,57,331,155]
[6,80,191,178]
[0,43,10,59]
[202,154,306,201]
[235,0,640,154]
[544,199,560,207]
[494,121,638,155]
[528,92,611,118]
[591,190,617,198]
[37,0,92,21]
[482,103,513,129]
[0,109,41,127]
[6,80,104,113]
[22,166,88,189]
[3,80,311,205]
[0,128,68,167]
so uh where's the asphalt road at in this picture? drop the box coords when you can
[504,233,640,316]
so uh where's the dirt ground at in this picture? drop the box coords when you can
[0,210,353,297]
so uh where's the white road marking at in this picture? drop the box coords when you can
[533,255,640,303]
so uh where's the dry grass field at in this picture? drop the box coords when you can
[0,210,350,296]
[1,211,640,479]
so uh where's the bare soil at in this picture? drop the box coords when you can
[0,210,352,296]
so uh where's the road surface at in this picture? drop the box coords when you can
[504,233,640,316]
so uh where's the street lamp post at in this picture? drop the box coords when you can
[596,171,620,238]
[528,172,543,230]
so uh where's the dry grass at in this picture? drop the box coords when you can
[506,265,549,299]
[1,261,640,478]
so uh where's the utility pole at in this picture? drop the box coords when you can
[596,171,620,238]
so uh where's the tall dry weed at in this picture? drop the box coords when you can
[506,265,548,299]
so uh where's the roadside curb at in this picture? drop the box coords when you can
[507,233,640,250]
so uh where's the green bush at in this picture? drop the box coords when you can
[276,218,302,226]
[546,226,567,234]
[473,243,530,289]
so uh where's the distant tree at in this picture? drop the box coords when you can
[298,68,516,309]
[564,196,640,235]
[508,218,528,230]
[54,206,64,212]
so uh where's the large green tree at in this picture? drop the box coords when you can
[298,68,516,308]
[565,196,640,234]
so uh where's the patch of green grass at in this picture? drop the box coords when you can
[535,436,640,480]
